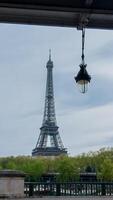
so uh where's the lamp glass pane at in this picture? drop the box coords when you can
[77,80,88,93]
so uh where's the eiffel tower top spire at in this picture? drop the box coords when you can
[49,49,51,61]
[47,49,53,67]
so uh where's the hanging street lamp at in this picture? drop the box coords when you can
[75,28,91,93]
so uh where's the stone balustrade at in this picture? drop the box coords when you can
[0,170,25,198]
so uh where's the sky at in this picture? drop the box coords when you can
[0,23,113,157]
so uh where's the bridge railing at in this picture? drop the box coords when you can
[24,182,113,197]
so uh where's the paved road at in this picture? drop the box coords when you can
[7,197,113,200]
[27,198,112,199]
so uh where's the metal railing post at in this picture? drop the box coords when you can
[56,183,61,196]
[101,183,106,196]
[29,183,34,197]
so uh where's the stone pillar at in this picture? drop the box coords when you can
[0,170,25,198]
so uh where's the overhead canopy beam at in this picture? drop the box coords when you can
[0,1,113,29]
[77,0,94,29]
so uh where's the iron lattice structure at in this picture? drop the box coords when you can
[32,51,67,156]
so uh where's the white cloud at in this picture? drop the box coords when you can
[58,103,113,155]
[0,24,113,156]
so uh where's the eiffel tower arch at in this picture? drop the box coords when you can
[32,51,67,157]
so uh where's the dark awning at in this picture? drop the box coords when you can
[0,0,113,29]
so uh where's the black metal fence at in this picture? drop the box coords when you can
[24,182,113,197]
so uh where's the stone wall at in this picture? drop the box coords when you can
[0,170,25,198]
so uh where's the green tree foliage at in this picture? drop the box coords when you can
[100,158,113,181]
[0,147,113,181]
[0,156,46,181]
[54,156,79,181]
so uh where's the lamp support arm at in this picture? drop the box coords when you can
[81,28,85,65]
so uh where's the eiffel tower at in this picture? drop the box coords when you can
[32,51,67,156]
